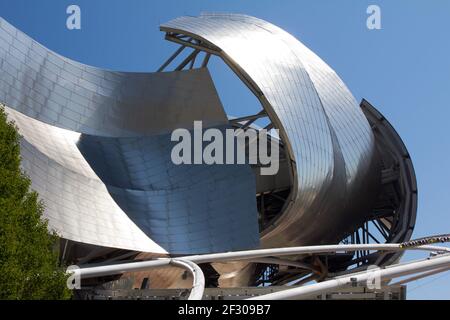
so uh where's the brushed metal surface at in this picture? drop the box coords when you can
[0,13,415,260]
[0,16,259,254]
[161,13,381,247]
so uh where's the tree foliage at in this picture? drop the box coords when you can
[0,104,71,299]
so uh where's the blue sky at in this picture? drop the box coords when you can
[0,0,449,299]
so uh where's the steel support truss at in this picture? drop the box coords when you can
[69,242,450,300]
[156,31,421,279]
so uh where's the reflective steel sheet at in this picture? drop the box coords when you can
[162,14,380,247]
[0,17,259,254]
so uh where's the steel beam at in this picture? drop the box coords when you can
[157,45,186,72]
[175,49,200,71]
[248,254,450,300]
[165,34,220,55]
[230,111,267,124]
[389,266,450,286]
[201,53,211,67]
[72,244,449,279]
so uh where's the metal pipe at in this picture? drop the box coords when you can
[73,244,449,279]
[171,259,205,300]
[247,254,450,300]
[73,258,170,278]
[68,244,449,301]
[389,266,450,286]
[246,257,317,271]
[70,258,205,300]
[184,244,449,264]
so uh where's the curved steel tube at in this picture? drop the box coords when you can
[73,243,450,279]
[69,258,205,300]
[248,253,450,300]
[184,244,450,264]
[69,243,449,300]
[170,259,205,300]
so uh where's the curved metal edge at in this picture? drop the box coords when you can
[159,18,380,250]
[160,25,300,232]
[72,243,449,278]
[0,17,228,138]
[361,99,418,266]
[171,259,205,300]
[69,258,205,300]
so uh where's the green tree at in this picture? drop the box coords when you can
[0,104,71,299]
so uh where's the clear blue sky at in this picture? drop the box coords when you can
[0,0,449,299]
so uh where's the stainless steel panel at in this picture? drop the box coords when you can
[0,17,228,137]
[4,106,165,253]
[77,128,259,254]
[0,16,259,254]
[161,13,381,247]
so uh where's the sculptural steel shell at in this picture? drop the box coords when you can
[161,14,382,248]
[0,13,416,278]
[0,16,259,255]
